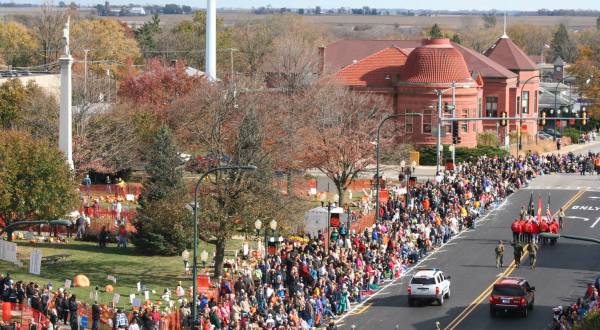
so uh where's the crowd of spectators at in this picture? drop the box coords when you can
[550,275,600,329]
[4,151,600,330]
[192,153,567,329]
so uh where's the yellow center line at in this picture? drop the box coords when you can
[443,189,586,330]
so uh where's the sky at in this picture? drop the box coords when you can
[7,0,600,10]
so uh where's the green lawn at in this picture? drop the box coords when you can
[0,239,245,309]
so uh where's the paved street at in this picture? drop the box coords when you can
[338,172,600,329]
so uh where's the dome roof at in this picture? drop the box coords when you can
[401,38,472,84]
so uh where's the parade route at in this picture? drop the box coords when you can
[339,173,600,330]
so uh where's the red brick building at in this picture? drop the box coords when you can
[323,35,539,147]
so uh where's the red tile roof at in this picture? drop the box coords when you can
[401,38,472,83]
[323,39,518,79]
[484,37,538,71]
[333,47,408,87]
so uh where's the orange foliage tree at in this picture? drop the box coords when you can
[299,86,390,207]
[118,60,202,112]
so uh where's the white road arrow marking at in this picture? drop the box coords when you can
[567,216,590,221]
[588,196,600,199]
[591,217,600,228]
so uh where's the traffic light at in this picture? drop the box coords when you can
[540,112,546,126]
[500,111,508,127]
[452,122,459,144]
[582,112,588,126]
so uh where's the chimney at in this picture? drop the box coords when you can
[318,45,326,75]
[205,0,217,81]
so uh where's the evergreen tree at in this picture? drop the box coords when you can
[451,34,462,45]
[551,24,579,63]
[429,24,443,38]
[142,125,182,203]
[133,125,192,255]
[135,14,161,55]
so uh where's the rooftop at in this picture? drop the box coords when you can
[484,37,537,72]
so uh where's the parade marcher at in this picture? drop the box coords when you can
[527,241,538,270]
[523,219,533,244]
[512,241,523,268]
[558,208,565,229]
[495,240,505,268]
[517,217,527,242]
[511,219,521,243]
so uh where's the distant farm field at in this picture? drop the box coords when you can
[0,7,597,31]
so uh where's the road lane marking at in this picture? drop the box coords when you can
[443,189,586,330]
[591,217,600,228]
[567,216,590,221]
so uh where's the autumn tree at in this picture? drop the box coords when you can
[0,22,39,67]
[0,130,79,241]
[507,23,553,59]
[154,10,232,71]
[260,16,326,194]
[71,18,141,73]
[118,60,200,112]
[300,86,389,207]
[482,15,497,29]
[167,83,300,277]
[31,2,67,66]
[551,24,579,63]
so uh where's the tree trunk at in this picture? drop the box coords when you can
[286,171,293,196]
[335,180,345,208]
[213,238,226,279]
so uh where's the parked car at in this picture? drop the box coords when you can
[537,131,553,140]
[543,128,562,138]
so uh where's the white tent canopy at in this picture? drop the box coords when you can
[303,206,349,238]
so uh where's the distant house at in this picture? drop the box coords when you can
[128,7,146,16]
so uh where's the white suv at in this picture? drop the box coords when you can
[407,268,451,306]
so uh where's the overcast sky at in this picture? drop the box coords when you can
[10,0,600,10]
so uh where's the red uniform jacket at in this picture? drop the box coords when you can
[524,221,533,234]
[540,221,549,232]
[511,220,521,233]
[531,221,540,235]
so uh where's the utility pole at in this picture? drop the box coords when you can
[83,49,89,104]
[435,90,443,174]
[451,81,456,166]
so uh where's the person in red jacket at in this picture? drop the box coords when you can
[523,220,533,243]
[511,219,521,243]
[539,220,549,245]
[531,220,540,244]
[549,220,559,234]
[518,218,527,242]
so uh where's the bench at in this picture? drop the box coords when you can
[41,254,71,265]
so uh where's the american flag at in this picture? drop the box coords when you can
[546,193,553,220]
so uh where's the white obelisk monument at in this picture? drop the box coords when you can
[59,17,73,169]
[205,0,217,81]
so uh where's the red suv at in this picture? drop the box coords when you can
[489,277,535,317]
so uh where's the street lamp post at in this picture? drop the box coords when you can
[375,112,422,223]
[326,201,331,255]
[518,75,541,153]
[192,165,256,326]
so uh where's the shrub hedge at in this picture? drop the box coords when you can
[419,145,509,166]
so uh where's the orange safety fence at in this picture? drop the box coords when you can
[0,302,51,328]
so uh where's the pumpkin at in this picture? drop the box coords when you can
[73,275,90,288]
[105,284,114,293]
[29,240,36,244]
